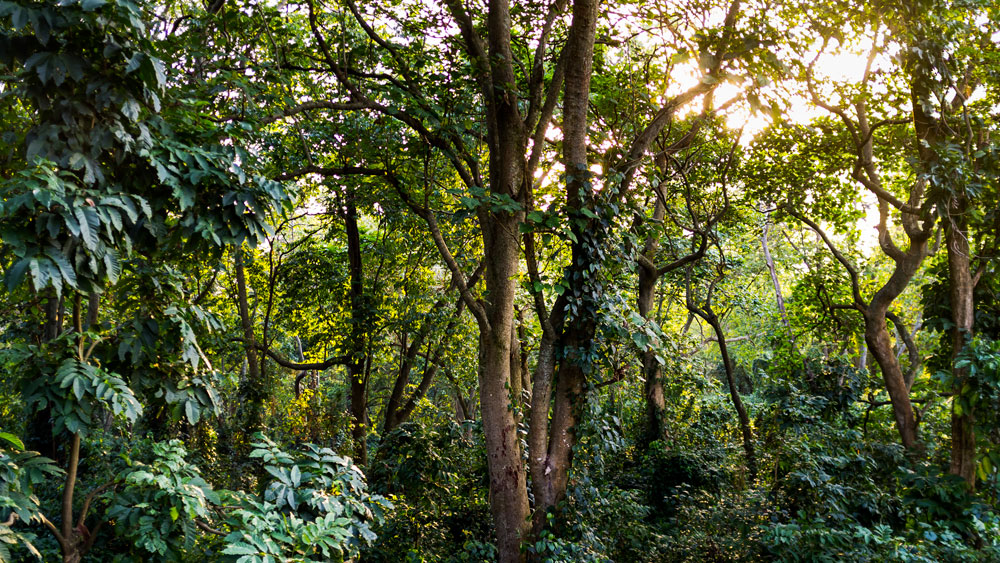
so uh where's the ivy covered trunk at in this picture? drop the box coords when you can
[945,212,976,485]
[530,0,601,531]
[637,198,668,449]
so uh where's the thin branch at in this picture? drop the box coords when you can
[256,100,370,125]
[195,519,227,536]
[76,482,114,529]
[787,209,865,308]
[40,513,67,552]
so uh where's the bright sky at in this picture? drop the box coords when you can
[652,37,899,254]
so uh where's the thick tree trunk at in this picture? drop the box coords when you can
[478,0,532,542]
[478,218,530,562]
[864,310,918,450]
[945,219,976,485]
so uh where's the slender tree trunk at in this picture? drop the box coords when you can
[945,217,976,485]
[509,319,524,416]
[761,219,794,347]
[528,330,557,533]
[235,249,265,434]
[638,199,668,449]
[60,433,85,563]
[344,198,368,466]
[704,313,757,481]
[517,308,531,407]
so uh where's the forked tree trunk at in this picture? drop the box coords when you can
[863,311,918,449]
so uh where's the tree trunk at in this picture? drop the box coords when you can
[761,219,795,351]
[945,217,976,485]
[235,250,265,434]
[509,318,524,417]
[704,313,757,481]
[530,0,601,524]
[516,308,531,406]
[864,310,918,450]
[344,198,369,466]
[478,12,532,546]
[638,198,668,449]
[528,329,557,533]
[477,226,530,562]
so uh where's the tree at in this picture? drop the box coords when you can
[0,1,290,559]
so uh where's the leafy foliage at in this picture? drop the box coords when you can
[0,433,60,562]
[218,436,390,563]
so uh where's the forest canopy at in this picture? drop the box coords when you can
[0,0,999,561]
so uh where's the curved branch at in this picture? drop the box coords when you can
[242,340,350,371]
[195,519,227,536]
[76,482,114,529]
[787,210,865,308]
[258,100,370,125]
[887,310,921,390]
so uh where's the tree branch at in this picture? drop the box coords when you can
[787,209,865,308]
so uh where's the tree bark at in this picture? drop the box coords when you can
[690,291,757,481]
[235,250,265,434]
[344,197,369,466]
[863,310,918,450]
[945,216,976,485]
[475,0,533,550]
[530,0,600,529]
[477,276,529,562]
[637,198,668,448]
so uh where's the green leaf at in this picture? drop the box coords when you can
[184,400,198,425]
[222,542,259,555]
[72,376,85,400]
[80,0,107,11]
[75,206,100,250]
[5,257,30,291]
[0,432,24,450]
[44,247,78,290]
